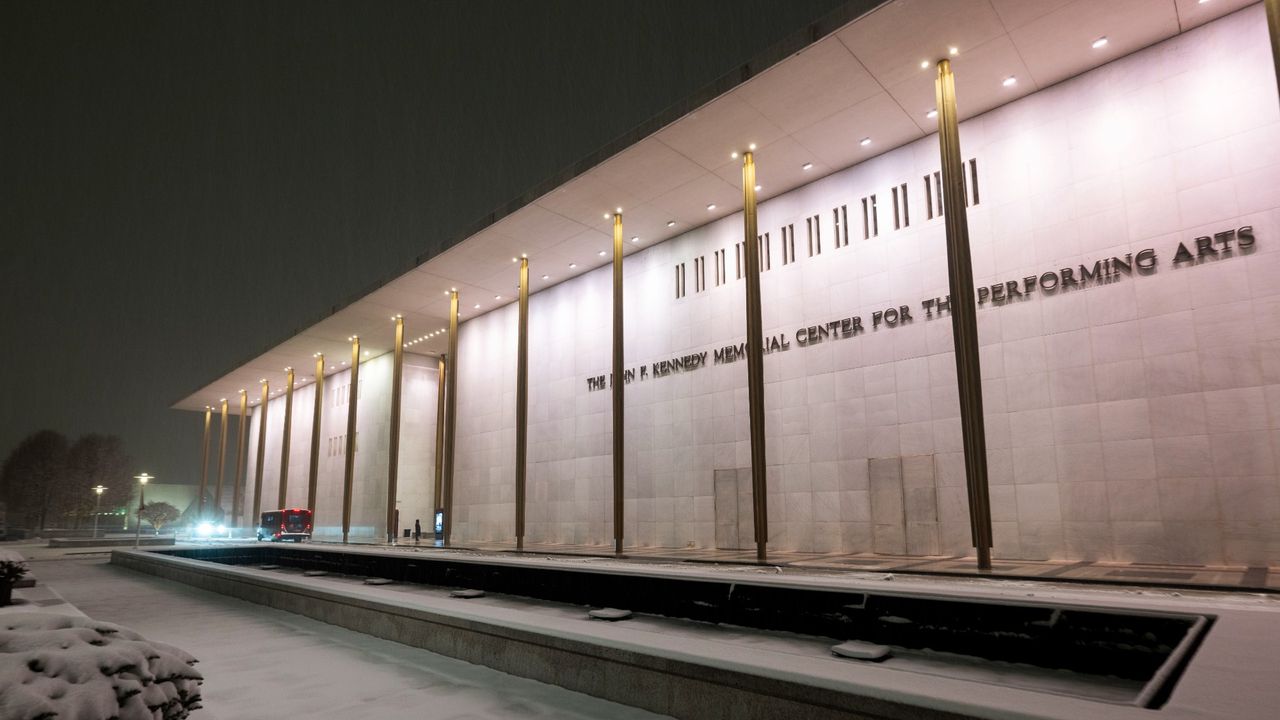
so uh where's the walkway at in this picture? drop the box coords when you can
[29,556,668,720]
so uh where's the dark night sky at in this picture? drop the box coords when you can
[1,0,852,484]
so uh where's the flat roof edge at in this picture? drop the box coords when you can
[171,0,887,411]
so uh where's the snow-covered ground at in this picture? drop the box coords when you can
[28,556,670,720]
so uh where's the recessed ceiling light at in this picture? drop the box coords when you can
[706,203,717,210]
[597,250,607,256]
[730,151,738,159]
[1002,76,1017,87]
[1198,0,1210,4]
[920,60,929,69]
[754,184,761,192]
[542,274,550,280]
[630,236,639,243]
[949,46,959,56]
[1091,36,1108,49]
[802,162,813,170]
[603,213,611,219]
[926,109,938,119]
[859,137,871,147]
[569,263,577,268]
[473,304,480,309]
[666,220,676,227]
[494,295,501,300]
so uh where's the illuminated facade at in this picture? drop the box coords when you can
[183,1,1280,567]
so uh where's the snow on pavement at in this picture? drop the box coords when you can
[29,556,671,720]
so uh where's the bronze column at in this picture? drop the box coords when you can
[307,354,325,514]
[342,336,361,543]
[442,290,459,546]
[197,406,212,517]
[433,354,446,513]
[232,389,248,528]
[387,316,405,543]
[936,59,993,571]
[740,150,769,563]
[611,212,625,555]
[1268,0,1280,108]
[278,367,295,509]
[214,398,228,518]
[516,259,529,550]
[252,380,269,528]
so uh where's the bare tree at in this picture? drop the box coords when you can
[65,434,133,527]
[0,431,69,531]
[138,501,181,533]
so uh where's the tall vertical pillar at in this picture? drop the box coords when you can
[342,336,361,543]
[277,367,295,509]
[434,354,446,513]
[387,316,406,543]
[233,389,248,528]
[1268,0,1280,108]
[936,58,993,571]
[442,291,459,546]
[214,398,228,518]
[198,406,212,517]
[740,149,769,564]
[611,212,625,556]
[516,259,530,550]
[252,380,269,528]
[307,354,325,514]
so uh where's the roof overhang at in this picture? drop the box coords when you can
[174,0,1258,411]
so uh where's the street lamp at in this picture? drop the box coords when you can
[133,473,152,549]
[91,485,107,539]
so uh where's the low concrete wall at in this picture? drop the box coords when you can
[50,537,175,548]
[111,549,965,720]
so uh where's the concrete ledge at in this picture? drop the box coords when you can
[50,537,175,548]
[0,584,86,618]
[112,548,980,720]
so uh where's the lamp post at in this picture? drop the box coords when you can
[133,473,152,549]
[91,485,107,539]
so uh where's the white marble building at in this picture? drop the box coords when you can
[230,4,1280,566]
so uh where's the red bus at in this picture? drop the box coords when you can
[257,508,312,542]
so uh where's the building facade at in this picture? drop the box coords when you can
[221,4,1280,566]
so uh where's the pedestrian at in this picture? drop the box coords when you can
[414,518,421,544]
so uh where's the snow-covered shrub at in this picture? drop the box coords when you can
[0,613,202,720]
